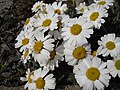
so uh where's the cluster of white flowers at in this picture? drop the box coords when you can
[15,0,120,90]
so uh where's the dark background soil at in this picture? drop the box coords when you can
[0,0,120,90]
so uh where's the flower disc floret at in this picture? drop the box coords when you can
[80,8,84,12]
[106,41,115,50]
[36,5,40,10]
[42,19,52,27]
[90,12,99,21]
[73,46,86,59]
[33,41,43,54]
[22,38,29,45]
[35,77,45,89]
[28,72,33,83]
[70,24,82,35]
[54,9,61,15]
[50,51,56,60]
[24,50,29,59]
[98,1,106,5]
[86,67,100,81]
[115,60,120,70]
[24,18,30,26]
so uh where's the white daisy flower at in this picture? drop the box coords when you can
[35,13,58,32]
[48,15,69,40]
[46,44,64,70]
[31,31,54,66]
[31,68,56,90]
[46,2,68,15]
[20,49,31,64]
[75,2,87,14]
[48,29,61,40]
[74,56,111,90]
[32,13,43,31]
[33,3,49,14]
[15,30,34,52]
[33,11,41,20]
[73,55,93,73]
[94,0,114,9]
[23,17,35,30]
[62,17,93,46]
[40,4,49,14]
[97,34,120,57]
[83,4,108,29]
[20,69,35,90]
[31,1,45,13]
[61,14,70,27]
[64,42,91,66]
[107,55,120,78]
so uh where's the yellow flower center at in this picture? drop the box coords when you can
[22,38,29,45]
[24,18,30,25]
[70,24,82,35]
[54,9,61,15]
[80,7,84,12]
[28,72,33,83]
[37,13,40,18]
[35,77,45,89]
[33,41,43,54]
[36,5,40,10]
[73,46,86,59]
[24,50,29,59]
[115,60,120,70]
[90,12,99,21]
[57,20,62,28]
[92,51,97,57]
[86,67,100,81]
[42,19,52,27]
[98,1,106,5]
[50,51,56,60]
[106,41,115,50]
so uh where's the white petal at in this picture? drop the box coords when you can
[83,80,93,90]
[92,57,101,68]
[41,68,49,77]
[110,71,118,77]
[94,80,104,90]
[20,77,27,81]
[75,75,87,86]
[99,77,109,87]
[45,74,54,80]
[99,62,107,70]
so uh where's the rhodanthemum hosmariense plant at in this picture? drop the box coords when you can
[15,0,120,90]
